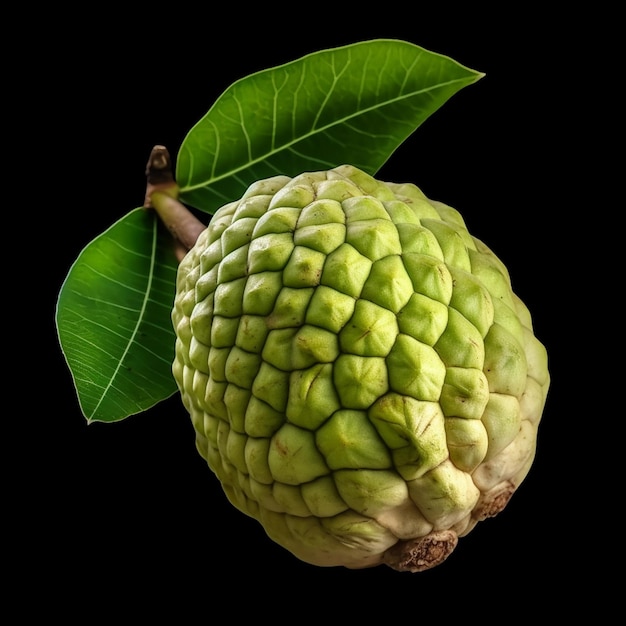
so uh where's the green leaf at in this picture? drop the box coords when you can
[56,209,180,423]
[176,38,483,213]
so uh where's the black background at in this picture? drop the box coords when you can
[29,6,599,620]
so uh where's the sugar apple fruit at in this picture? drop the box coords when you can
[171,164,549,572]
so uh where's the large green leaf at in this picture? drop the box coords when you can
[56,209,179,423]
[176,39,483,213]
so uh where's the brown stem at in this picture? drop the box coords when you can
[143,145,206,260]
[143,144,177,207]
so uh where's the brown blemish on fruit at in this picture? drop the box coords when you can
[472,482,516,521]
[383,530,458,573]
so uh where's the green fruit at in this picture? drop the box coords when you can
[171,165,549,572]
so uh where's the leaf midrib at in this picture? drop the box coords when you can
[87,216,159,421]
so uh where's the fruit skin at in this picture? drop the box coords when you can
[171,165,549,571]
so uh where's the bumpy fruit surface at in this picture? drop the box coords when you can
[171,165,549,572]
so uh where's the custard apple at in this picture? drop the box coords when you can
[171,165,549,572]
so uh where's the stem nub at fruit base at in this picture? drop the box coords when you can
[143,145,206,261]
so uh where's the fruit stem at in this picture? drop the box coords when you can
[143,145,206,261]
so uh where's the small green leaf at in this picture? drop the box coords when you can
[176,39,483,213]
[56,209,180,423]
